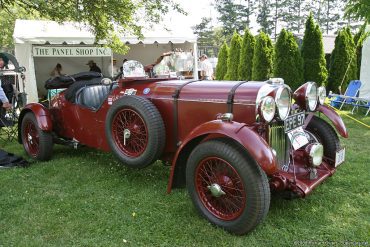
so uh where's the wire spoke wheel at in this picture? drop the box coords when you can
[112,108,148,157]
[196,157,246,221]
[186,139,270,235]
[105,96,165,168]
[22,119,40,157]
[21,112,53,160]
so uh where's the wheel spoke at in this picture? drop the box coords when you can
[195,157,246,221]
[23,119,40,157]
[112,109,148,157]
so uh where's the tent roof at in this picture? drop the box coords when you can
[13,19,197,45]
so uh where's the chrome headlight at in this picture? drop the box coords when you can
[318,86,326,105]
[306,143,324,167]
[259,96,276,122]
[306,82,318,111]
[275,87,291,120]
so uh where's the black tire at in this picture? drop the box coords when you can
[186,138,270,235]
[21,112,53,160]
[105,95,165,168]
[305,115,340,161]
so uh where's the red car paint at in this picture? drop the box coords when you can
[18,78,347,198]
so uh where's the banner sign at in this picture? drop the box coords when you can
[32,46,112,57]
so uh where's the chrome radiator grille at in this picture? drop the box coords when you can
[269,122,290,169]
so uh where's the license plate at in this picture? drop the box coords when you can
[284,112,305,132]
[287,126,309,150]
[335,148,345,167]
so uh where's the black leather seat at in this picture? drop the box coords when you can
[77,85,111,110]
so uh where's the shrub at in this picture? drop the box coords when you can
[301,13,328,86]
[252,31,274,81]
[328,28,357,93]
[225,31,242,80]
[215,41,229,80]
[274,29,303,90]
[238,28,255,80]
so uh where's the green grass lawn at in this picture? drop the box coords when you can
[0,112,369,246]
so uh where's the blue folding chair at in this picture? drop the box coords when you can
[351,97,370,116]
[329,80,362,110]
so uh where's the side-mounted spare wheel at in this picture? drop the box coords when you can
[105,95,165,168]
[21,112,53,160]
[186,138,270,235]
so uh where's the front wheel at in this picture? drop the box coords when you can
[186,139,270,235]
[21,112,53,160]
[305,115,340,163]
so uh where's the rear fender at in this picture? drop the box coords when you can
[18,103,53,143]
[317,105,348,138]
[167,120,278,192]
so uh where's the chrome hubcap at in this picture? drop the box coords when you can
[123,129,131,146]
[207,183,226,197]
[27,133,33,144]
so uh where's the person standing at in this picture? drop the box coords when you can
[109,59,120,77]
[0,54,12,109]
[0,54,13,126]
[199,54,213,80]
[119,59,128,73]
[86,60,102,73]
[50,63,64,77]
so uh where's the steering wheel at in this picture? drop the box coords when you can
[113,71,123,81]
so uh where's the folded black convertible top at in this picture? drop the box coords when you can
[44,71,102,89]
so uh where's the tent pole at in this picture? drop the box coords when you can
[193,42,198,80]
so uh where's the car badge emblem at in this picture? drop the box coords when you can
[143,88,150,95]
[124,88,137,95]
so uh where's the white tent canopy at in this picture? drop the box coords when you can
[13,19,198,102]
[360,25,370,98]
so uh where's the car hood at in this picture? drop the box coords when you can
[149,80,266,104]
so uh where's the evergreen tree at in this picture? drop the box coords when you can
[252,32,274,81]
[215,42,229,80]
[271,0,289,40]
[238,28,255,80]
[225,31,242,80]
[321,0,342,34]
[274,29,303,90]
[354,24,366,78]
[282,0,306,34]
[344,27,358,82]
[328,28,357,93]
[244,0,257,28]
[257,0,274,36]
[301,13,328,86]
[192,17,215,56]
[215,0,255,37]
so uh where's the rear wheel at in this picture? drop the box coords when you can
[186,139,270,235]
[305,115,340,162]
[21,112,53,160]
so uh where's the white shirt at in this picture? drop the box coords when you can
[199,59,213,78]
[0,79,9,103]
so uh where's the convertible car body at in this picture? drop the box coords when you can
[18,62,347,235]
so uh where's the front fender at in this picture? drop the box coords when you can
[18,103,53,143]
[318,104,348,138]
[167,120,278,192]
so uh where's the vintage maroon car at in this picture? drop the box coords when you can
[18,61,347,235]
